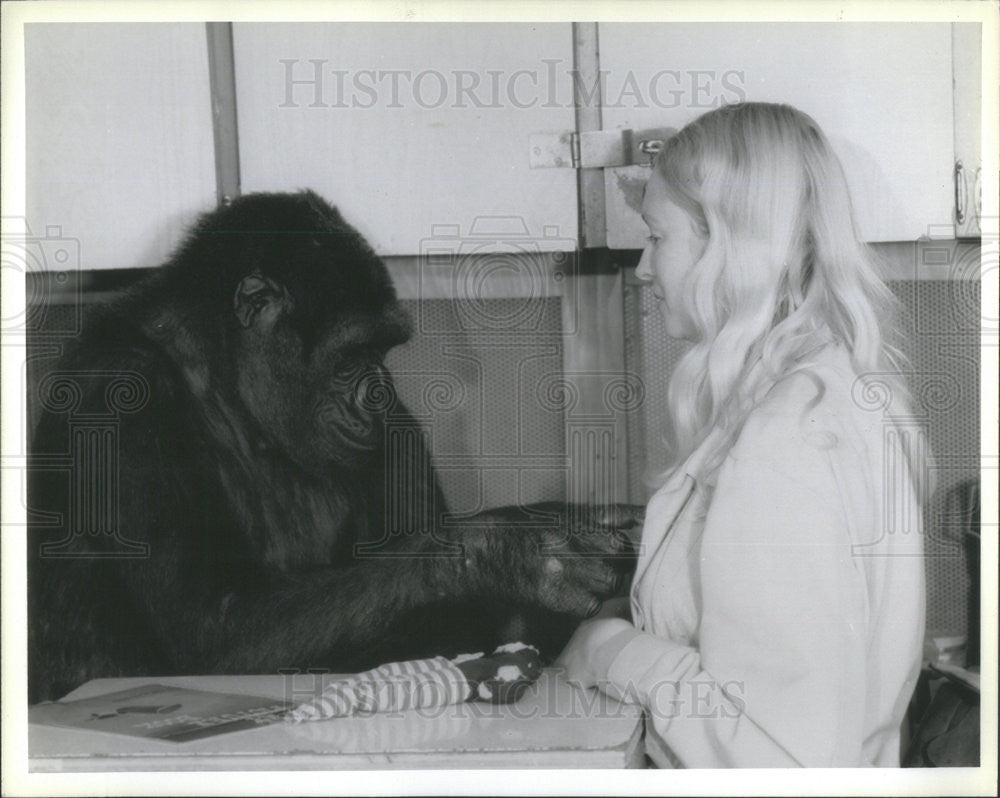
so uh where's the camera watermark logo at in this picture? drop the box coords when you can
[916,221,997,334]
[418,217,575,335]
[1,218,82,337]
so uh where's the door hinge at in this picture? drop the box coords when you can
[529,127,675,169]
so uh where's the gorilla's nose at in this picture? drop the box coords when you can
[341,411,373,438]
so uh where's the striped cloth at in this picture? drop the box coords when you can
[285,656,473,723]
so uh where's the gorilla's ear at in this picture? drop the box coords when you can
[233,272,289,329]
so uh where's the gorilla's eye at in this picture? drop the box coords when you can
[333,360,363,381]
[330,351,380,388]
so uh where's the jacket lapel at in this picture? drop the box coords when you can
[630,425,730,614]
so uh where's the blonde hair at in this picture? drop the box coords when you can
[654,102,913,480]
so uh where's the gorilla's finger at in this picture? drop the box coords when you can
[570,526,631,555]
[565,590,604,619]
[566,557,620,598]
[608,549,637,572]
[594,503,646,529]
[537,575,603,617]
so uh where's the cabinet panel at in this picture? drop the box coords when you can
[599,22,955,245]
[952,23,982,238]
[233,23,578,255]
[25,23,216,270]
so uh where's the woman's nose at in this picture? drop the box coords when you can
[635,246,652,281]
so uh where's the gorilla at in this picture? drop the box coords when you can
[27,190,638,703]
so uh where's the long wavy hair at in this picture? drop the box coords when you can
[654,102,916,482]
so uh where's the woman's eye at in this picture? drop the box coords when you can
[646,235,661,245]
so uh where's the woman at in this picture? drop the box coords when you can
[556,102,926,768]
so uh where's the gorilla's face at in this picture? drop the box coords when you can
[224,193,412,475]
[310,345,388,462]
[233,280,411,474]
[299,312,408,469]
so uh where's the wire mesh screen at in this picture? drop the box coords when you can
[25,277,981,641]
[623,281,691,504]
[385,297,567,515]
[624,278,982,640]
[891,279,981,636]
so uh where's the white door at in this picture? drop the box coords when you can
[598,22,956,246]
[25,23,216,272]
[232,23,579,256]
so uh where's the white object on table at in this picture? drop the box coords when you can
[29,669,644,771]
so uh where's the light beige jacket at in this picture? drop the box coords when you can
[593,346,926,768]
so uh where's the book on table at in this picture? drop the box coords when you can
[29,683,291,743]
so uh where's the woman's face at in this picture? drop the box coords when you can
[634,170,707,341]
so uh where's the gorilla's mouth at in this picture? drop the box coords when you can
[310,363,395,460]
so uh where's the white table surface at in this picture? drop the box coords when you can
[29,669,645,771]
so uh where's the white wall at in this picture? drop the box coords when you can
[25,23,216,271]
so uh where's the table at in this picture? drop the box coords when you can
[28,669,645,771]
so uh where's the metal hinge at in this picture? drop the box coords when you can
[529,127,675,169]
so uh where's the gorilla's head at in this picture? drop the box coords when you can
[170,191,412,473]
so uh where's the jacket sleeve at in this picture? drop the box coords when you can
[596,409,873,767]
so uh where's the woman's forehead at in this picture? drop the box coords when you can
[640,172,673,218]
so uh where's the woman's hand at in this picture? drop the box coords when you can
[554,617,634,689]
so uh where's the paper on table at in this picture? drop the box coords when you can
[29,683,291,743]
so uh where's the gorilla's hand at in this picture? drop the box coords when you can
[457,503,644,619]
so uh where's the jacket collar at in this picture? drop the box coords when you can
[649,422,730,500]
[631,424,731,594]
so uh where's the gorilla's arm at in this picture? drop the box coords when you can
[29,342,634,689]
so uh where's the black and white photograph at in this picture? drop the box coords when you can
[2,1,996,795]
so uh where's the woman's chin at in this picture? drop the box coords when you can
[662,314,696,342]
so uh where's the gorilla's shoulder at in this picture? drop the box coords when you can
[65,303,163,369]
[48,300,189,419]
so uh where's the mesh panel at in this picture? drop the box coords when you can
[890,279,980,637]
[385,297,566,514]
[623,281,692,502]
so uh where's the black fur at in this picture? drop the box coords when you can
[27,191,638,703]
